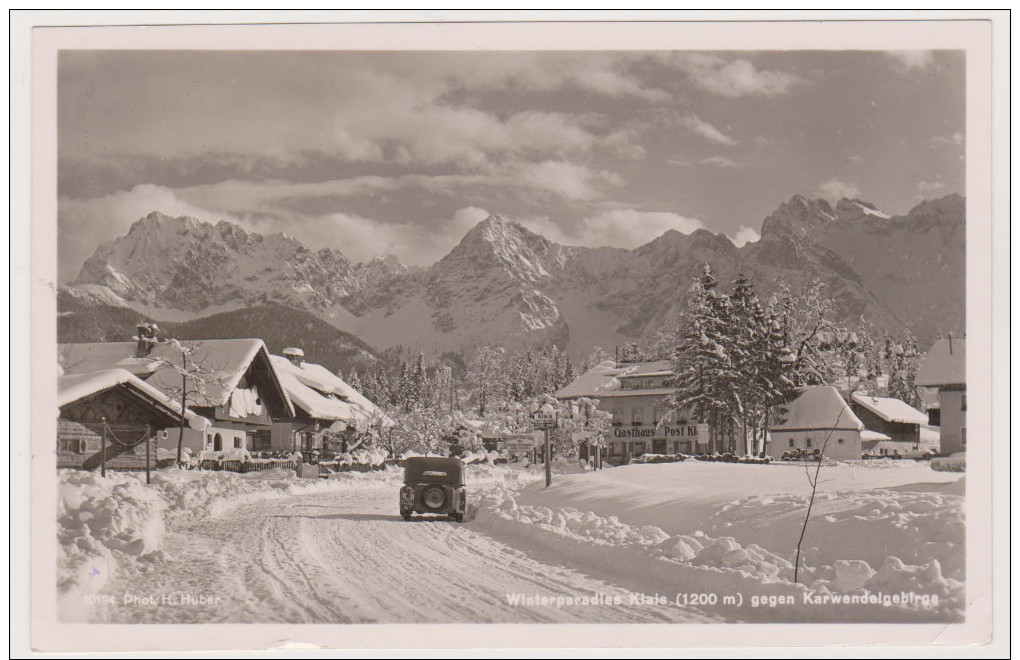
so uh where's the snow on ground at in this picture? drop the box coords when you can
[58,458,965,624]
[57,466,407,619]
[61,463,710,624]
[471,460,965,622]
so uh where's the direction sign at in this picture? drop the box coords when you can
[533,411,557,429]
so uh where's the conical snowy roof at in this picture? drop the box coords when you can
[771,386,864,432]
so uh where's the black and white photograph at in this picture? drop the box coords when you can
[16,13,1005,655]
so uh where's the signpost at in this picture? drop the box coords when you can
[533,408,557,488]
[696,423,710,450]
[504,435,536,455]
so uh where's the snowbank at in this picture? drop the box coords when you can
[931,453,966,473]
[470,460,965,621]
[57,471,170,619]
[57,466,406,621]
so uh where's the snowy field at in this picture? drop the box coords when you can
[57,459,964,624]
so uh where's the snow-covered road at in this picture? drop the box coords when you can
[90,485,711,624]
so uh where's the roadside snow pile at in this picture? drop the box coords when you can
[475,461,966,620]
[474,480,964,619]
[485,489,671,547]
[710,487,966,580]
[931,453,966,472]
[57,466,405,619]
[460,449,500,464]
[57,471,170,618]
[329,448,388,467]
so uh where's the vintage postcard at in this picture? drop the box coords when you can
[17,12,1005,655]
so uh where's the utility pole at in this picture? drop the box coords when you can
[544,426,552,487]
[100,416,107,478]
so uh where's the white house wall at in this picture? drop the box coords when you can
[769,430,862,461]
[938,389,966,454]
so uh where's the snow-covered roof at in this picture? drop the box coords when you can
[770,386,864,432]
[59,339,294,416]
[618,370,673,379]
[555,360,674,399]
[860,429,892,442]
[916,338,965,387]
[58,368,208,428]
[851,394,929,425]
[270,355,392,427]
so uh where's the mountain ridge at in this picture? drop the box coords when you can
[61,194,966,358]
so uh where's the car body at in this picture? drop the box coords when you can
[399,456,466,522]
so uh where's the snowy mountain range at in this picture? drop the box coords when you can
[60,194,965,358]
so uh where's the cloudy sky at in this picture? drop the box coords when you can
[58,49,965,281]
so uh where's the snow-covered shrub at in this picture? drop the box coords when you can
[629,453,686,465]
[931,453,966,472]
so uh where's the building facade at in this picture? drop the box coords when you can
[269,348,391,453]
[850,393,930,457]
[57,368,204,470]
[59,332,294,456]
[556,360,708,464]
[768,386,864,461]
[916,338,966,455]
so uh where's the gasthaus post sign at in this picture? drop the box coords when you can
[611,423,701,440]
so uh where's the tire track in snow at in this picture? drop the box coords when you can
[94,485,707,624]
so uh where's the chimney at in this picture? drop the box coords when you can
[283,347,305,367]
[134,322,158,357]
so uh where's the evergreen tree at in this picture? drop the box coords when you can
[347,368,362,394]
[728,271,768,454]
[668,264,741,453]
[466,346,507,417]
[412,352,429,408]
[562,355,576,387]
[619,341,645,363]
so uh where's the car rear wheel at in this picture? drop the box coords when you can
[421,485,447,511]
[401,510,412,521]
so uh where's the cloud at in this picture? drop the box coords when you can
[679,113,737,146]
[728,225,761,248]
[676,54,802,97]
[59,52,653,173]
[502,160,622,201]
[917,180,947,194]
[289,208,486,268]
[886,50,934,72]
[666,155,691,167]
[701,155,737,168]
[520,209,705,250]
[928,132,964,148]
[814,178,862,202]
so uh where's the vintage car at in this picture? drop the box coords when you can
[399,456,466,522]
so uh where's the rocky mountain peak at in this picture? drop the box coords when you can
[443,214,558,284]
[63,193,965,356]
[760,194,893,239]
